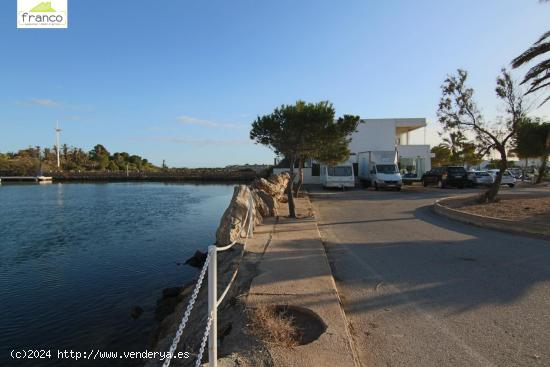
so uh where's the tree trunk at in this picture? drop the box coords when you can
[539,133,550,184]
[536,153,548,184]
[287,155,296,218]
[294,158,304,197]
[481,150,506,203]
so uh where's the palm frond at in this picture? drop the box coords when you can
[512,40,550,68]
[539,94,550,107]
[534,30,550,45]
[522,59,550,84]
[526,77,550,95]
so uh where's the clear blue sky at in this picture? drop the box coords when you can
[1,0,549,167]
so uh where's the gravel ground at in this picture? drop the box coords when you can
[459,196,550,223]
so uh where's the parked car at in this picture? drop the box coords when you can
[422,166,469,188]
[508,168,523,179]
[467,170,494,187]
[487,169,516,188]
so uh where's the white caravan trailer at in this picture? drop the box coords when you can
[320,161,355,189]
[358,151,402,190]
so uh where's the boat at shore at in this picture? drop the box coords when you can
[0,176,53,182]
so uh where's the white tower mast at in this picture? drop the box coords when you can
[55,121,62,168]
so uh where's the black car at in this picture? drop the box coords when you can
[421,166,469,188]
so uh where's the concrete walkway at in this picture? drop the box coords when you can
[246,196,360,367]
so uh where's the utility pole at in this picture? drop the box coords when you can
[35,145,41,176]
[55,121,62,169]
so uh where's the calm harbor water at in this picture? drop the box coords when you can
[0,182,235,367]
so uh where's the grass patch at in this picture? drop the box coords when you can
[248,306,301,347]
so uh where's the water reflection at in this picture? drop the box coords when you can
[56,183,64,207]
[0,182,234,367]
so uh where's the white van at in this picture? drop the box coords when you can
[320,162,355,189]
[357,151,402,190]
[368,163,402,191]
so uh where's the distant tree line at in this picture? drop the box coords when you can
[0,144,160,176]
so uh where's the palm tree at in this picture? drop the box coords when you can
[511,30,550,106]
[440,131,467,163]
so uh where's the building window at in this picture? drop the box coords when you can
[328,166,352,176]
[311,163,320,176]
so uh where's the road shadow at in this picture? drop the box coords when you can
[319,202,550,318]
[306,184,485,202]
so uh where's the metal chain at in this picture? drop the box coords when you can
[163,192,255,367]
[195,313,214,367]
[162,250,212,367]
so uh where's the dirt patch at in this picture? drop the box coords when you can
[249,305,326,347]
[457,196,550,224]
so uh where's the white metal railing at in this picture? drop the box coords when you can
[163,192,255,367]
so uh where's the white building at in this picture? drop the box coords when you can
[274,118,432,184]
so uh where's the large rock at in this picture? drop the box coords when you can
[253,207,263,226]
[251,188,270,217]
[269,172,291,201]
[184,250,207,268]
[215,185,256,245]
[250,190,264,225]
[214,173,290,245]
[130,306,144,319]
[252,172,290,202]
[251,178,280,198]
[268,171,290,187]
[153,285,194,321]
[254,189,279,217]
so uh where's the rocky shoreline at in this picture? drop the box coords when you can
[145,172,291,366]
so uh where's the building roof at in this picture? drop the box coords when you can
[360,118,427,134]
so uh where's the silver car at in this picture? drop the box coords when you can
[468,171,494,186]
[488,169,516,188]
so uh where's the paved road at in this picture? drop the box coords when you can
[309,186,550,367]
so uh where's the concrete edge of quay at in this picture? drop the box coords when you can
[246,194,362,367]
[308,193,363,367]
[433,196,550,241]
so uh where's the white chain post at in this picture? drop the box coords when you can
[208,245,217,367]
